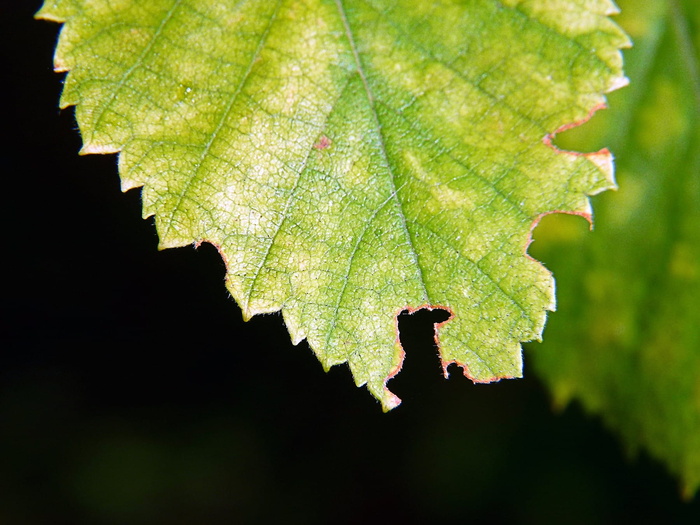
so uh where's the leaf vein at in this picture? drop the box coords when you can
[163,0,284,239]
[334,0,431,305]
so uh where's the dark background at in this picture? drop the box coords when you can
[2,2,699,524]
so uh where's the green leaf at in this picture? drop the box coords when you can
[530,0,700,497]
[37,0,628,410]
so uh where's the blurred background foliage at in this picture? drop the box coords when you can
[1,0,699,523]
[530,0,699,498]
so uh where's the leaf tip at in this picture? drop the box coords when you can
[80,143,119,155]
[380,390,402,412]
[34,6,57,22]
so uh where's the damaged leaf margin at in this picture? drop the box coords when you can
[37,0,629,409]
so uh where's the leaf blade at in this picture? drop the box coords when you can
[39,0,628,409]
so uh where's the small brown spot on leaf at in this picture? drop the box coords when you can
[313,135,332,150]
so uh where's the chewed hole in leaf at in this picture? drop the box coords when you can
[391,307,452,397]
[528,213,593,256]
[544,104,614,156]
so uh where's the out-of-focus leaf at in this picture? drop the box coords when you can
[531,0,700,497]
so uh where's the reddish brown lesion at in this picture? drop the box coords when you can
[313,135,332,150]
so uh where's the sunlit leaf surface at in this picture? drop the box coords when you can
[38,0,627,409]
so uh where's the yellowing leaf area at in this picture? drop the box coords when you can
[38,0,628,410]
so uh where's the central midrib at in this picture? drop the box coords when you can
[332,0,432,307]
